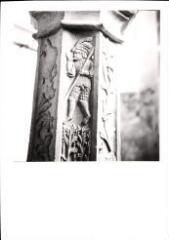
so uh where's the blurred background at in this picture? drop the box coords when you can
[1,9,160,161]
[117,11,160,161]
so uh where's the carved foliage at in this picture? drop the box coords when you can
[98,48,117,160]
[61,124,91,161]
[31,38,58,161]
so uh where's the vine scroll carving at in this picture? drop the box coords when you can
[98,46,117,161]
[29,38,58,161]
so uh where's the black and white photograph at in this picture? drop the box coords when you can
[1,1,169,240]
[26,10,160,162]
[3,8,160,162]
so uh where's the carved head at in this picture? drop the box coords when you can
[71,37,93,61]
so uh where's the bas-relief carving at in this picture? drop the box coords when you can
[61,37,94,161]
[31,38,58,161]
[98,45,117,161]
[61,124,91,161]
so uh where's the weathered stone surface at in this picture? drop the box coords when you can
[27,31,62,161]
[28,10,157,162]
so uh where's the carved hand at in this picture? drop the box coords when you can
[66,52,76,78]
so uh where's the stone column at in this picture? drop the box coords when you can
[27,11,137,161]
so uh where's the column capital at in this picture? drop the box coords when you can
[30,11,138,43]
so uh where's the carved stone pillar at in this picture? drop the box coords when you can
[27,11,137,161]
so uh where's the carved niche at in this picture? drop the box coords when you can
[98,39,117,161]
[29,38,58,161]
[61,37,95,161]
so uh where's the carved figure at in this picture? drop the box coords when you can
[66,37,94,125]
